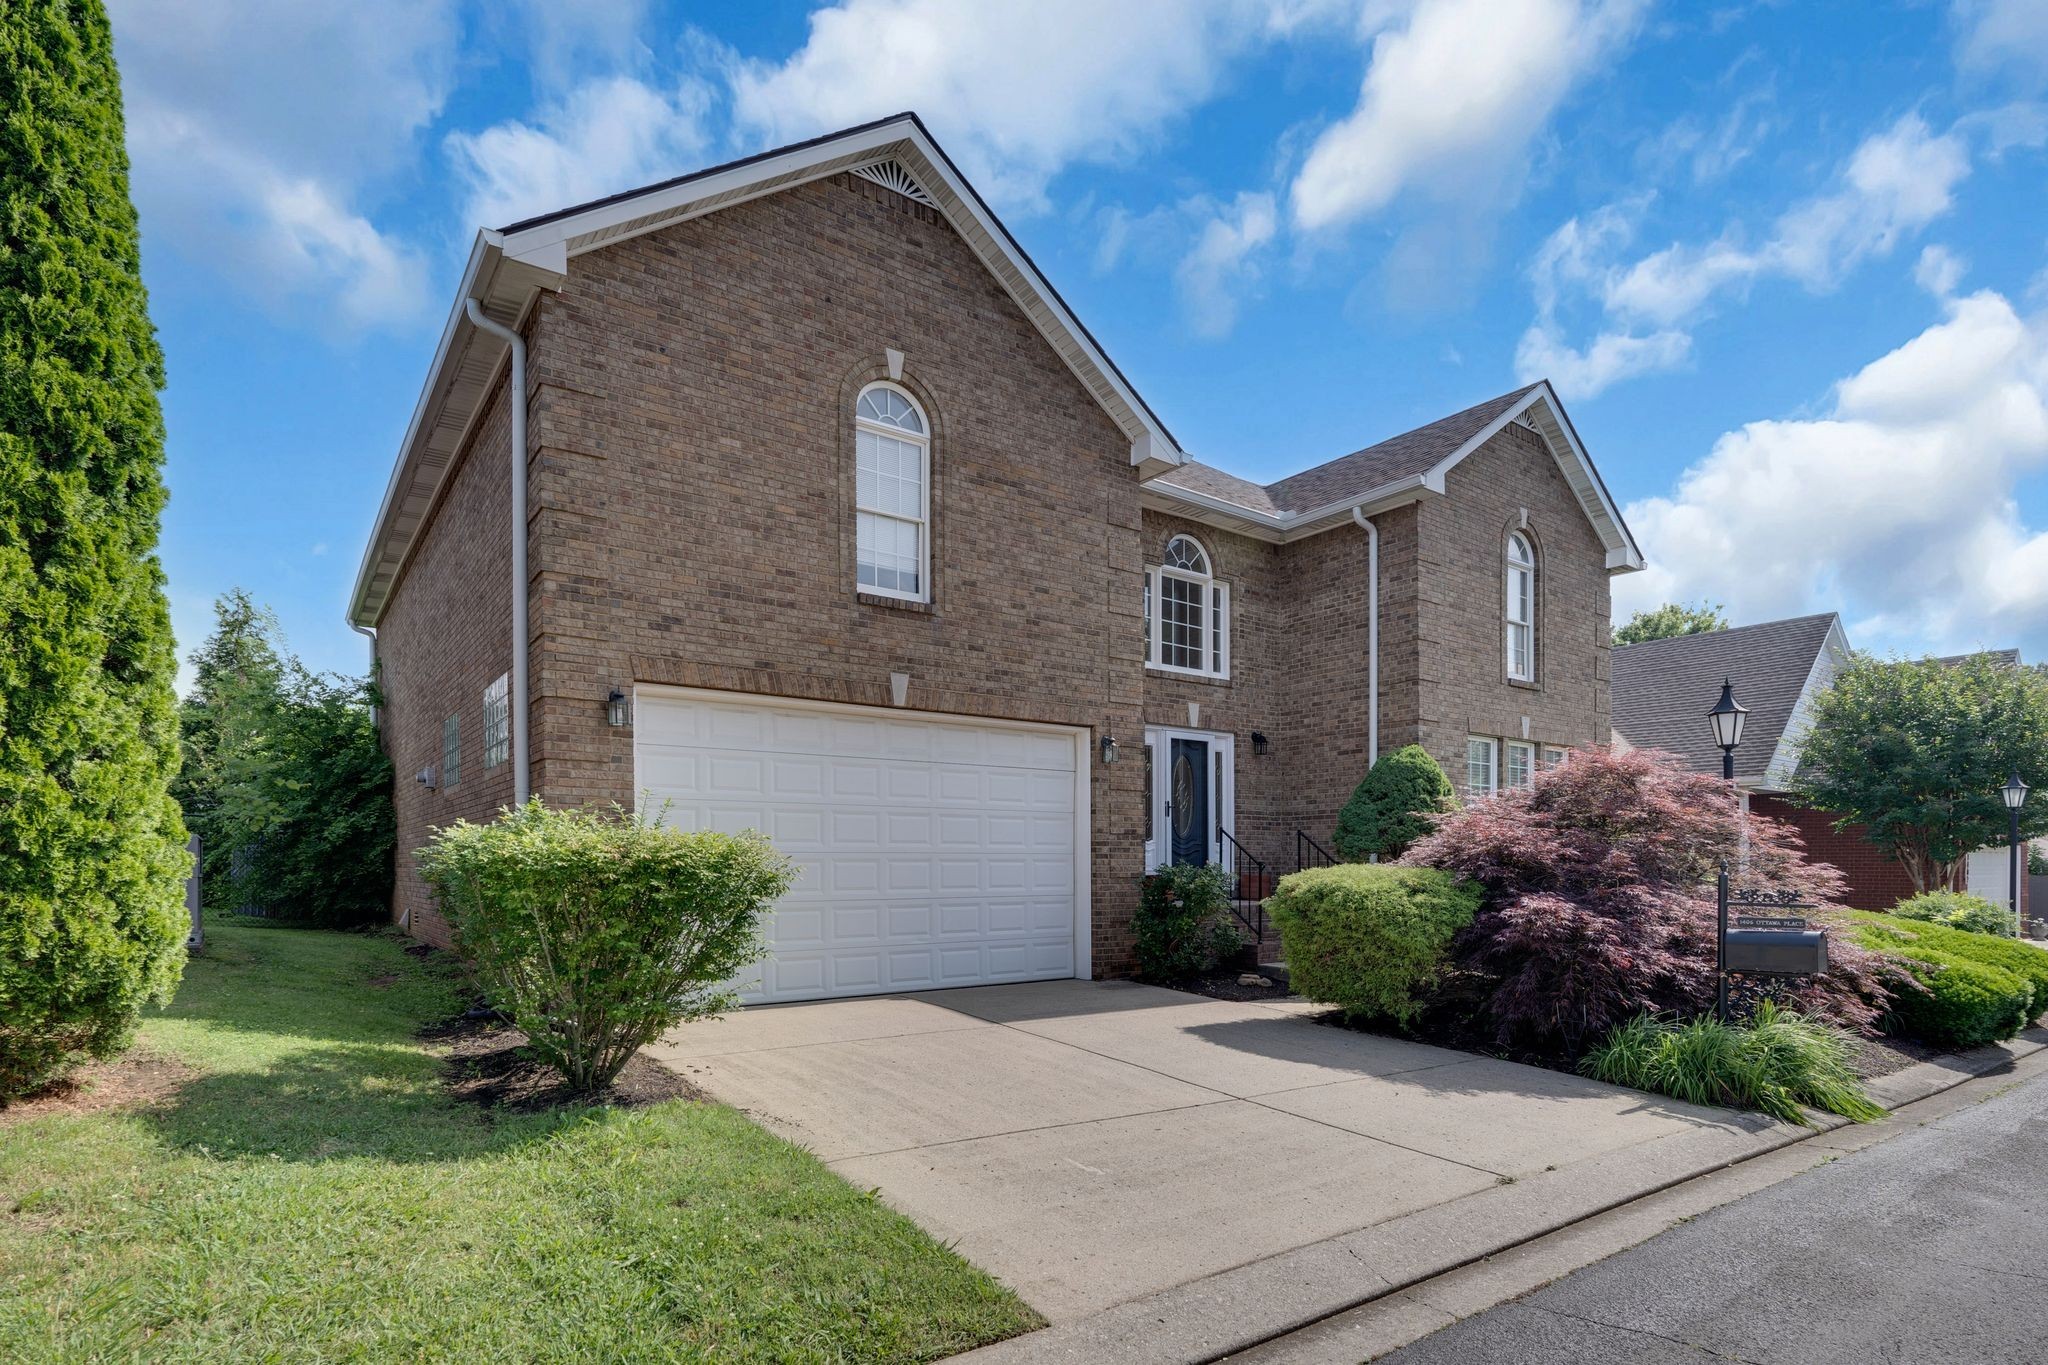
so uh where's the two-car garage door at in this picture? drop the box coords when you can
[633,689,1088,1003]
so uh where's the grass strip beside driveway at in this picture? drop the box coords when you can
[0,918,1039,1362]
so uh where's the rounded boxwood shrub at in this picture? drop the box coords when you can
[417,800,794,1092]
[1891,890,2012,937]
[1134,864,1243,981]
[1333,745,1459,861]
[1854,911,2048,1029]
[1268,864,1481,1022]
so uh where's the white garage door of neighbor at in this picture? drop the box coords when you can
[633,689,1088,1003]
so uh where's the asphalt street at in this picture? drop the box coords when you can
[1378,1067,2048,1364]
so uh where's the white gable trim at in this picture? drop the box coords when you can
[349,114,1183,628]
[1760,614,1853,792]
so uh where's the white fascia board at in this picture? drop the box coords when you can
[1763,614,1852,790]
[499,117,1184,471]
[1138,472,1433,542]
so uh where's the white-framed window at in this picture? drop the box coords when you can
[1540,744,1568,771]
[1505,740,1534,789]
[482,673,510,769]
[441,713,461,789]
[1506,531,1535,681]
[1466,736,1498,797]
[1145,534,1230,679]
[854,382,929,601]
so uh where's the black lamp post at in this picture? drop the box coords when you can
[2003,770,2029,938]
[1708,679,1745,1021]
[1708,678,1748,782]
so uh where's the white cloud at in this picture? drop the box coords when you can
[447,75,716,230]
[1915,244,1969,299]
[1616,286,2048,655]
[110,0,455,330]
[728,0,1314,210]
[1954,0,2048,86]
[1519,114,1974,395]
[1288,0,1647,232]
[1176,192,1279,338]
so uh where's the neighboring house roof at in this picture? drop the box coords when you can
[1936,648,2022,668]
[350,112,1187,628]
[1611,613,1849,788]
[1141,381,1646,572]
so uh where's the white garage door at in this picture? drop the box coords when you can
[633,689,1087,1003]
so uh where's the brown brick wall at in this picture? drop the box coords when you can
[374,363,524,946]
[523,172,1150,975]
[1750,793,2030,921]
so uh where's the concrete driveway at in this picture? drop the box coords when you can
[646,979,1745,1323]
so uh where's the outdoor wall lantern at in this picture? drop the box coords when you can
[606,687,630,728]
[1707,678,1747,781]
[1099,735,1120,765]
[1251,731,1269,756]
[2005,770,2030,937]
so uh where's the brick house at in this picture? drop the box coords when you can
[348,113,1644,1000]
[1611,613,2030,921]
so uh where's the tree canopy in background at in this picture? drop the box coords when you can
[1612,601,1730,646]
[0,0,189,1097]
[176,590,394,927]
[1795,653,2048,895]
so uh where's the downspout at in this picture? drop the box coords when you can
[349,623,378,727]
[463,298,531,804]
[1350,507,1380,772]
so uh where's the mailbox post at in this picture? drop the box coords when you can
[1716,879,1830,1021]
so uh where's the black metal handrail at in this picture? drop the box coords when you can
[1217,826,1268,943]
[1296,830,1337,873]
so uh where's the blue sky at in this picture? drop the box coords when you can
[108,0,2048,684]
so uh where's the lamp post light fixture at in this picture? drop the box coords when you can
[1707,678,1747,782]
[2004,770,2029,939]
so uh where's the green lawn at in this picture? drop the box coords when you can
[0,918,1039,1362]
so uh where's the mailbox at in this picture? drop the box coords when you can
[1724,926,1828,977]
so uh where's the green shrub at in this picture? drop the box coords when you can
[1332,745,1459,861]
[1851,911,2044,1044]
[1892,890,2012,937]
[0,0,191,1099]
[416,800,793,1092]
[1134,864,1243,981]
[1268,864,1481,1022]
[1581,1003,1885,1126]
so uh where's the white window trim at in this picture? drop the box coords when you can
[1505,740,1534,789]
[854,381,931,603]
[1506,532,1535,682]
[1540,744,1568,770]
[1466,736,1498,798]
[1144,536,1231,681]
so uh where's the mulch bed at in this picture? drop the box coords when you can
[1167,970,1294,1003]
[0,1047,195,1126]
[424,1009,703,1114]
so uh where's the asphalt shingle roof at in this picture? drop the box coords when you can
[1149,384,1542,516]
[1610,614,1840,783]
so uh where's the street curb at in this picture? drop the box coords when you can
[951,1029,2048,1365]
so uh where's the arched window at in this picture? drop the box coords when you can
[855,383,929,601]
[1506,530,1535,681]
[1146,534,1230,678]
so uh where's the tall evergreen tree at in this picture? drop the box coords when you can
[0,1,188,1096]
[171,590,285,903]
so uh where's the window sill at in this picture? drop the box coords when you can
[858,591,935,615]
[1507,677,1542,692]
[1145,664,1231,685]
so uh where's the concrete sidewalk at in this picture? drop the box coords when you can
[648,980,1775,1325]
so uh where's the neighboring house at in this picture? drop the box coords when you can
[1612,614,2030,919]
[349,113,1643,1001]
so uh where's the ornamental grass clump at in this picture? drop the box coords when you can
[1581,1003,1886,1126]
[1403,747,1890,1056]
[417,800,794,1092]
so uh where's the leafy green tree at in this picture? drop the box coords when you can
[173,591,394,926]
[171,590,283,904]
[1795,654,2048,894]
[0,0,189,1096]
[1333,745,1459,861]
[1613,601,1729,646]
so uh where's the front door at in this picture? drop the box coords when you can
[1168,736,1212,866]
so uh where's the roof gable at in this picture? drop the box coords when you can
[350,113,1183,628]
[1142,381,1645,569]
